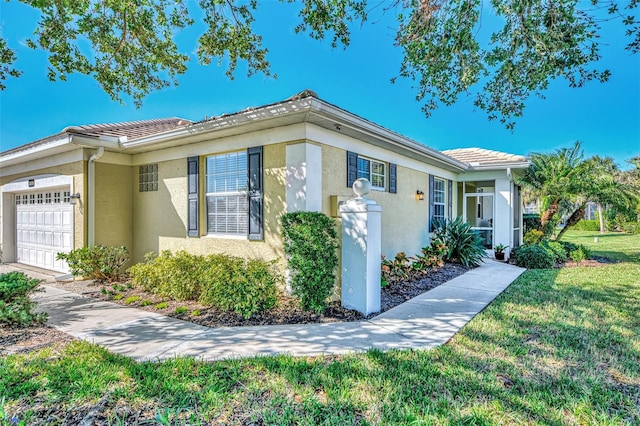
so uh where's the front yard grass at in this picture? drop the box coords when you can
[561,230,640,262]
[1,235,639,424]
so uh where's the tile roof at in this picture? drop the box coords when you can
[1,118,192,157]
[64,117,192,141]
[441,148,528,166]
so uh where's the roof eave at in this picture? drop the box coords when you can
[0,134,72,166]
[310,98,468,172]
[466,162,530,171]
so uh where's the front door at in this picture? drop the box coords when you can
[463,193,494,248]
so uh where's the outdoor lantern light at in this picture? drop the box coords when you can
[69,193,81,205]
[416,190,425,201]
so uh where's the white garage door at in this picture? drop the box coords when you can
[15,190,73,273]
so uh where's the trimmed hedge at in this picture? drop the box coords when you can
[129,251,282,318]
[281,212,339,313]
[572,220,600,231]
[621,222,640,234]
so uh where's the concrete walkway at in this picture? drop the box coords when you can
[5,260,525,362]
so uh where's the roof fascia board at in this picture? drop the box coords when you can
[0,148,85,178]
[467,162,530,171]
[0,134,71,165]
[309,98,468,172]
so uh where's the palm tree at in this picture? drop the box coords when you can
[517,141,586,236]
[556,156,635,240]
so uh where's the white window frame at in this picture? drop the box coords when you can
[205,151,249,237]
[357,156,386,191]
[432,177,446,224]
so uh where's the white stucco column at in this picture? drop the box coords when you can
[494,177,512,257]
[285,143,322,212]
[340,178,382,315]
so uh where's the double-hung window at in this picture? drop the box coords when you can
[357,157,386,190]
[205,151,248,236]
[432,177,446,225]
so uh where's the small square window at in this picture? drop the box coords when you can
[139,164,159,192]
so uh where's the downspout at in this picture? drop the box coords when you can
[88,146,105,246]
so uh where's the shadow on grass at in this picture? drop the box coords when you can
[3,265,639,424]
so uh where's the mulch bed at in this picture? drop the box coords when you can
[0,325,75,356]
[558,256,618,268]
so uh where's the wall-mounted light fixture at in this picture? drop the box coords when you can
[69,193,81,205]
[416,190,425,201]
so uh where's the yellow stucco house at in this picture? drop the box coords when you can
[0,91,529,275]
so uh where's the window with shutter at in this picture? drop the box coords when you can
[205,151,249,236]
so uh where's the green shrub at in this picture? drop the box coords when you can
[57,245,129,282]
[413,240,448,271]
[175,306,189,315]
[572,220,600,231]
[621,222,640,234]
[433,217,485,267]
[558,240,579,256]
[200,256,280,318]
[523,229,544,245]
[129,251,282,318]
[541,240,567,262]
[0,272,48,326]
[381,252,411,282]
[124,296,140,304]
[514,244,556,269]
[570,245,592,263]
[154,302,168,309]
[281,212,339,313]
[523,214,541,233]
[129,251,204,300]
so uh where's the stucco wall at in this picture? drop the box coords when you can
[94,163,133,252]
[321,145,432,258]
[131,143,287,265]
[0,160,86,261]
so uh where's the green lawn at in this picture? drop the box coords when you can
[560,230,640,263]
[2,235,639,425]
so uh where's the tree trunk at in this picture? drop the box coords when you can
[556,204,586,241]
[540,202,559,236]
[597,203,605,233]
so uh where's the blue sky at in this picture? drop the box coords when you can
[1,1,639,168]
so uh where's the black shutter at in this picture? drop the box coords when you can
[388,163,397,194]
[347,151,358,188]
[248,146,263,241]
[187,156,199,237]
[428,174,435,232]
[448,179,453,219]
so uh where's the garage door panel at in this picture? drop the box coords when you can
[15,190,73,273]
